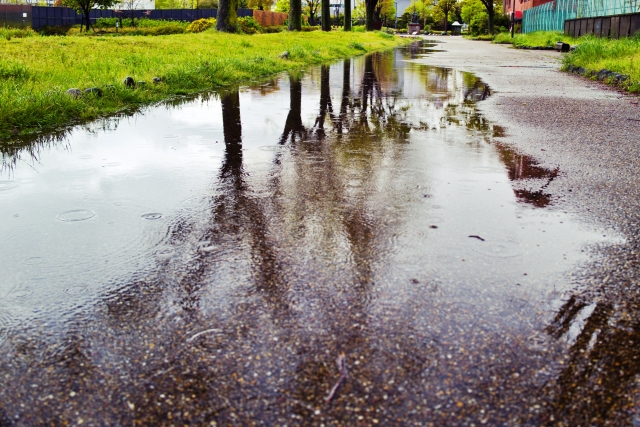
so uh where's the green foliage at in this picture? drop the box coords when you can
[237,16,261,34]
[186,18,216,33]
[0,59,30,80]
[407,0,431,26]
[376,30,394,39]
[563,35,640,90]
[63,0,118,31]
[248,0,274,9]
[275,0,289,12]
[0,32,411,140]
[0,27,38,41]
[38,26,72,36]
[262,25,285,33]
[95,18,189,28]
[493,31,575,47]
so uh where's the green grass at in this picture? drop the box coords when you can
[493,31,577,47]
[562,34,640,92]
[0,30,409,141]
[464,34,495,41]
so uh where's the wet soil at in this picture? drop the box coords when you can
[0,43,617,426]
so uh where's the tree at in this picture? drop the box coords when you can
[364,0,376,30]
[374,0,394,26]
[303,0,320,25]
[432,0,457,32]
[275,0,289,11]
[289,0,302,30]
[63,0,117,31]
[343,0,351,30]
[248,0,273,9]
[321,0,330,30]
[408,0,431,27]
[216,0,239,32]
[115,0,141,27]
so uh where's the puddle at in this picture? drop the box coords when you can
[0,42,614,426]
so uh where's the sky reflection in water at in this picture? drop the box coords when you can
[0,44,614,426]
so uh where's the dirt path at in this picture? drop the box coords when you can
[419,37,640,425]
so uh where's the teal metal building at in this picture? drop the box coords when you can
[523,0,640,33]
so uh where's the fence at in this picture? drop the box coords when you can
[565,12,640,37]
[523,0,640,33]
[0,4,32,28]
[0,5,256,29]
[252,9,287,27]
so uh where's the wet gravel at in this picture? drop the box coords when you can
[419,37,640,425]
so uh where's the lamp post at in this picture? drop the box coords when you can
[395,1,397,29]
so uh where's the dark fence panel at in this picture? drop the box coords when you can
[3,6,244,29]
[565,12,640,38]
[0,4,32,28]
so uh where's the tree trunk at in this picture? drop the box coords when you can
[321,0,331,31]
[280,75,306,144]
[288,0,302,30]
[216,0,239,32]
[83,7,91,32]
[343,0,351,30]
[309,12,315,26]
[221,91,243,151]
[337,58,350,135]
[314,65,332,138]
[487,6,495,34]
[365,0,376,31]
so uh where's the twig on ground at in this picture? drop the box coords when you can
[325,353,348,403]
[186,328,221,342]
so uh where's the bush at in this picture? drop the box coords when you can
[95,17,189,28]
[38,25,71,36]
[186,18,215,33]
[237,16,261,34]
[261,25,284,33]
[0,27,38,40]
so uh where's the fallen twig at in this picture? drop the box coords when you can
[186,328,221,342]
[325,353,348,403]
[468,235,485,241]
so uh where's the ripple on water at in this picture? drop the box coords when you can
[163,134,180,139]
[472,238,522,258]
[7,288,33,299]
[141,213,164,220]
[64,286,88,295]
[0,181,18,192]
[259,145,288,152]
[24,257,43,265]
[57,209,96,222]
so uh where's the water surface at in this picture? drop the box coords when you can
[0,44,611,425]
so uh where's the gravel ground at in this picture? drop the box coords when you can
[417,37,640,426]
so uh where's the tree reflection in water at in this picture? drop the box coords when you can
[2,45,633,426]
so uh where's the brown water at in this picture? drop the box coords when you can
[0,44,613,426]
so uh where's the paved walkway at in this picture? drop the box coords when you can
[418,36,640,425]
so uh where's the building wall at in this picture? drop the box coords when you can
[523,0,640,33]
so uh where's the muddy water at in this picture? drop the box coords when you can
[0,44,611,425]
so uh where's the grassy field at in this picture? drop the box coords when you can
[0,30,408,142]
[493,31,578,47]
[562,35,640,92]
[489,31,640,92]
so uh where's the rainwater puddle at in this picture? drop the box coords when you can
[0,42,616,426]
